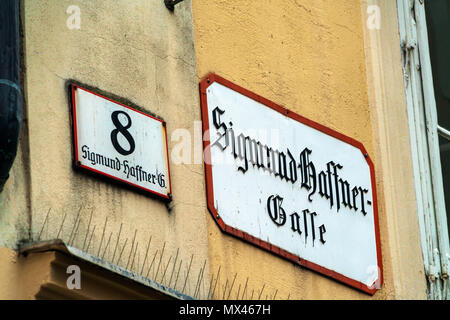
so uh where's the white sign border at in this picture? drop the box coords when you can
[199,73,382,295]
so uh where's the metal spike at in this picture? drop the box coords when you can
[199,260,207,298]
[146,249,159,278]
[211,265,221,300]
[258,283,266,300]
[161,255,172,284]
[236,284,241,300]
[85,225,96,252]
[183,269,189,293]
[82,210,93,250]
[173,259,183,290]
[202,274,209,300]
[193,269,202,298]
[68,206,83,244]
[250,289,254,300]
[111,223,123,263]
[182,254,194,293]
[130,242,139,272]
[227,273,237,300]
[56,210,68,240]
[116,238,128,265]
[69,209,83,246]
[38,208,51,241]
[222,279,229,300]
[126,229,138,270]
[168,248,179,287]
[140,235,152,275]
[154,242,166,281]
[97,216,108,256]
[135,252,140,274]
[241,277,249,300]
[207,275,214,300]
[194,259,207,298]
[272,289,278,300]
[101,232,113,260]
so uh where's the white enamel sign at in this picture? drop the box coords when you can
[200,74,382,294]
[71,85,171,200]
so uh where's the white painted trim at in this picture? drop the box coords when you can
[397,0,449,300]
[361,0,428,299]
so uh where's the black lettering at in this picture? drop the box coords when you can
[359,187,369,215]
[287,149,297,184]
[339,178,352,209]
[352,187,359,211]
[265,145,273,174]
[123,160,129,177]
[110,110,135,156]
[211,107,229,151]
[206,107,371,216]
[309,211,317,246]
[298,148,316,201]
[302,209,309,243]
[158,173,166,187]
[278,151,287,180]
[81,145,88,159]
[229,124,237,159]
[319,224,326,244]
[267,195,286,226]
[89,151,96,165]
[256,141,265,169]
[331,162,343,212]
[326,162,334,209]
[290,212,302,236]
[141,168,147,182]
[96,153,104,166]
[115,157,121,171]
[318,171,330,200]
[236,133,248,174]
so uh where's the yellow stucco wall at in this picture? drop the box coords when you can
[0,0,427,300]
[192,0,427,299]
[0,0,211,299]
[0,247,53,299]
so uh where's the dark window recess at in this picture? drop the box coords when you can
[425,0,450,238]
[439,136,450,237]
[425,0,450,130]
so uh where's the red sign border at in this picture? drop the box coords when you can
[199,73,382,295]
[70,84,172,201]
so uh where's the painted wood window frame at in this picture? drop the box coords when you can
[397,0,449,299]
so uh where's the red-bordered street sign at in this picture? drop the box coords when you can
[71,84,172,201]
[199,73,382,295]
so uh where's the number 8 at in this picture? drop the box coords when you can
[110,110,136,156]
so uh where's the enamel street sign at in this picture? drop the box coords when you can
[200,74,382,294]
[71,85,171,200]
